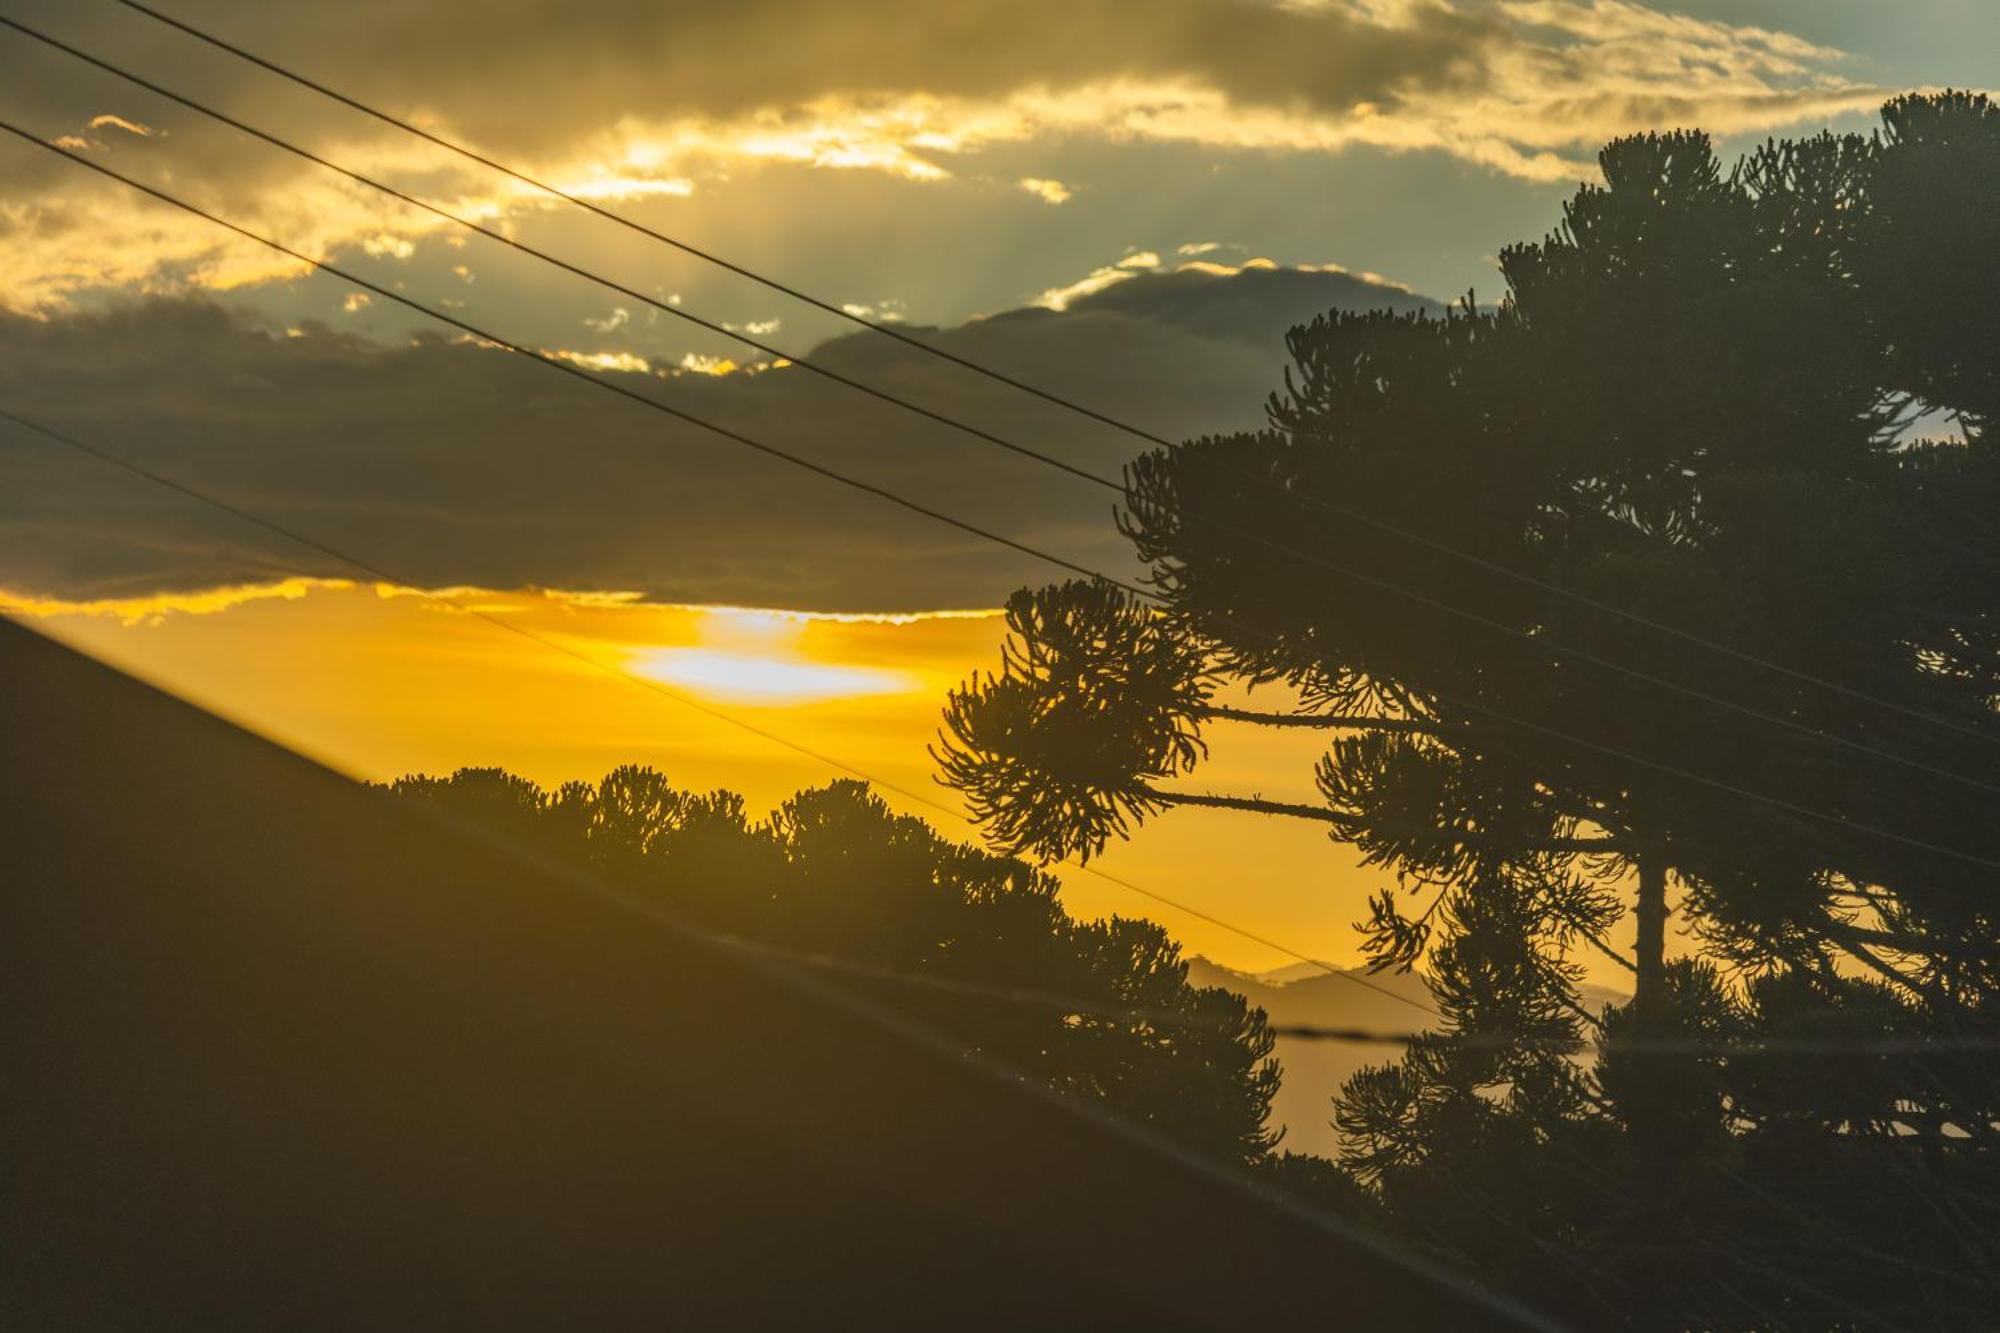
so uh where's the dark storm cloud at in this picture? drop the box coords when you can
[0,264,1436,612]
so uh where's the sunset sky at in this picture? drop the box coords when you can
[2,0,1989,974]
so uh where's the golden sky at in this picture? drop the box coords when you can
[10,579,1374,974]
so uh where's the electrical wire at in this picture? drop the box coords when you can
[5,116,1998,882]
[10,396,2000,1065]
[15,15,1997,805]
[0,401,1441,1021]
[7,383,1992,1074]
[97,0,2000,757]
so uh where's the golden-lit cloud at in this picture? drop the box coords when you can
[1034,249,1164,310]
[1029,248,1367,311]
[5,577,1001,695]
[87,113,161,138]
[0,0,1896,312]
[1018,177,1073,205]
[838,300,905,322]
[548,347,654,374]
[526,342,759,378]
[538,342,769,378]
[0,125,509,310]
[675,351,740,376]
[0,576,354,626]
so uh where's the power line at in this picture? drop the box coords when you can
[5,396,1990,1051]
[0,129,1114,577]
[0,396,1977,1064]
[17,17,1994,805]
[655,935,2000,1054]
[735,916,1984,1333]
[0,401,1439,1021]
[247,607,1552,1333]
[7,415,1987,1333]
[3,79,1975,1327]
[0,18,1109,477]
[5,119,1999,881]
[0,17,1117,494]
[98,0,2000,756]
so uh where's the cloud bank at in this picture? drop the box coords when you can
[0,262,1435,612]
[0,0,1886,310]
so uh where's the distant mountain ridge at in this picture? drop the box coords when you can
[1187,955,1627,1158]
[1251,959,1355,988]
[980,263,1441,359]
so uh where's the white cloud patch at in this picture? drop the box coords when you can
[1018,176,1073,204]
[547,170,695,201]
[341,291,373,313]
[361,234,418,260]
[549,347,653,373]
[86,114,160,138]
[839,300,905,322]
[585,306,632,332]
[1035,250,1164,310]
[675,351,740,376]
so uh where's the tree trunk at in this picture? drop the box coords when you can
[1625,829,1675,1330]
[1630,835,1670,1030]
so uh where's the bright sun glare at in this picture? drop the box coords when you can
[629,609,913,701]
[632,648,911,702]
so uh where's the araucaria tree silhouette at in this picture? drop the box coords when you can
[937,94,2000,1327]
[388,766,1283,1168]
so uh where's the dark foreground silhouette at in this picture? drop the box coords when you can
[0,618,1540,1331]
[387,765,1286,1168]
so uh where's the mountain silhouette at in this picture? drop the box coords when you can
[1188,957,1627,1157]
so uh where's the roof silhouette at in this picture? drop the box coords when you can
[0,617,1545,1330]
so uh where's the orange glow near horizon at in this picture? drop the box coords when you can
[4,577,1640,989]
[4,578,1384,976]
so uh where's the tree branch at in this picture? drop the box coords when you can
[1196,705,1449,735]
[1576,924,1639,975]
[1143,787,1343,823]
[1538,836,1632,855]
[1825,921,1941,1006]
[1140,785,1630,855]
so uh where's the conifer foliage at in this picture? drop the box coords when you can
[937,94,2000,1327]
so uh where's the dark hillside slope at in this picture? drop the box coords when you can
[0,619,1543,1331]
